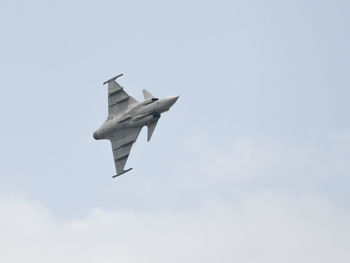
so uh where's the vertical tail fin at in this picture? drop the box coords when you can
[143,89,155,100]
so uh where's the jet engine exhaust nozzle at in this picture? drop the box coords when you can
[93,131,100,140]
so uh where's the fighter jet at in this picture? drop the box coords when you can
[93,74,179,178]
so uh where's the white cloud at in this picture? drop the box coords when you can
[1,194,349,263]
[2,134,350,262]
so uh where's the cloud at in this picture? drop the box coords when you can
[2,133,350,261]
[1,194,349,263]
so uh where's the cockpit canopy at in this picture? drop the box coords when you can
[143,97,159,105]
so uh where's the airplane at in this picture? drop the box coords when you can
[93,74,179,178]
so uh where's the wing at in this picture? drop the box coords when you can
[110,127,142,176]
[104,74,138,118]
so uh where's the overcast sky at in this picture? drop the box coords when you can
[1,0,349,262]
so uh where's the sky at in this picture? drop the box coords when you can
[0,0,350,262]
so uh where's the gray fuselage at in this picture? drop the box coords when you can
[93,96,178,140]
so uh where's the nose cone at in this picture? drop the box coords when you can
[168,96,179,107]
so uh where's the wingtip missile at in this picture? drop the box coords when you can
[112,168,133,178]
[103,74,124,85]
